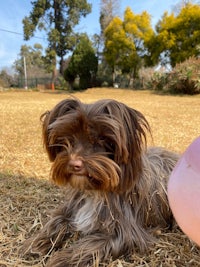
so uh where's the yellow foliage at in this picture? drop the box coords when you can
[124,7,153,44]
[104,6,153,73]
[155,3,200,66]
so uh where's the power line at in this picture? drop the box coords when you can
[0,28,46,40]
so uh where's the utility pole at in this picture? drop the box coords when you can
[23,56,28,89]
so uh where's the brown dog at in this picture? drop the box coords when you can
[23,98,179,267]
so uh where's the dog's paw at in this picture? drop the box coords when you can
[45,235,111,267]
[20,234,53,256]
[46,247,94,267]
[21,224,72,257]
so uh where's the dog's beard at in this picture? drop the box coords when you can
[51,151,121,191]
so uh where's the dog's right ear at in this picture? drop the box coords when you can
[40,98,81,161]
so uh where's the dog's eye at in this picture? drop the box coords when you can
[105,142,115,160]
[98,136,114,146]
[98,136,106,142]
[92,136,106,152]
[106,142,114,150]
[98,136,109,147]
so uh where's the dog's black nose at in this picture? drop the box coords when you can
[68,158,83,172]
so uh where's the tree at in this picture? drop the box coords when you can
[104,16,133,82]
[104,7,154,82]
[13,44,49,78]
[123,8,154,77]
[145,11,176,67]
[87,0,121,85]
[0,69,14,87]
[100,0,120,34]
[154,2,200,67]
[64,56,76,90]
[64,34,98,90]
[23,0,91,89]
[172,0,194,14]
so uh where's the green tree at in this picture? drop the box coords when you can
[13,44,49,78]
[23,0,91,89]
[0,69,14,87]
[154,2,200,67]
[64,56,76,90]
[64,34,98,90]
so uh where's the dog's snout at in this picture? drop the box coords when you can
[68,158,83,171]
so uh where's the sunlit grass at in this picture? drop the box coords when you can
[0,88,200,266]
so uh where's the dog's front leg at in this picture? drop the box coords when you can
[46,233,121,267]
[22,203,73,256]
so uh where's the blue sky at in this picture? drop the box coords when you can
[0,0,179,70]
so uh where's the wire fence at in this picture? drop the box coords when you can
[16,77,52,89]
[14,75,147,91]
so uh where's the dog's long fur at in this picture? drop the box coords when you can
[23,98,179,267]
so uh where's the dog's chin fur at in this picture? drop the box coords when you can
[22,98,179,267]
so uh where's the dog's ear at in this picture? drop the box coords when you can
[92,99,151,192]
[118,102,151,192]
[40,98,81,161]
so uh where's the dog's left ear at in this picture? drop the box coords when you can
[40,98,82,161]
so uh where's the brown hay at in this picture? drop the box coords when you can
[0,88,200,266]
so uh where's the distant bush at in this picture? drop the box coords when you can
[167,57,200,94]
[146,71,168,92]
[95,75,113,87]
[0,70,15,88]
[148,57,200,95]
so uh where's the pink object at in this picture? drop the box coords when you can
[168,137,200,245]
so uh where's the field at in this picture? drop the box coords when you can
[0,88,200,267]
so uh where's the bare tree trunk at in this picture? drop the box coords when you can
[112,66,116,85]
[51,58,57,91]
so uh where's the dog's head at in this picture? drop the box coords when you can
[41,98,150,193]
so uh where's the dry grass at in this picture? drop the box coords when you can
[0,88,200,267]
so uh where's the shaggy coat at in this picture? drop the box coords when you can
[23,98,179,267]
